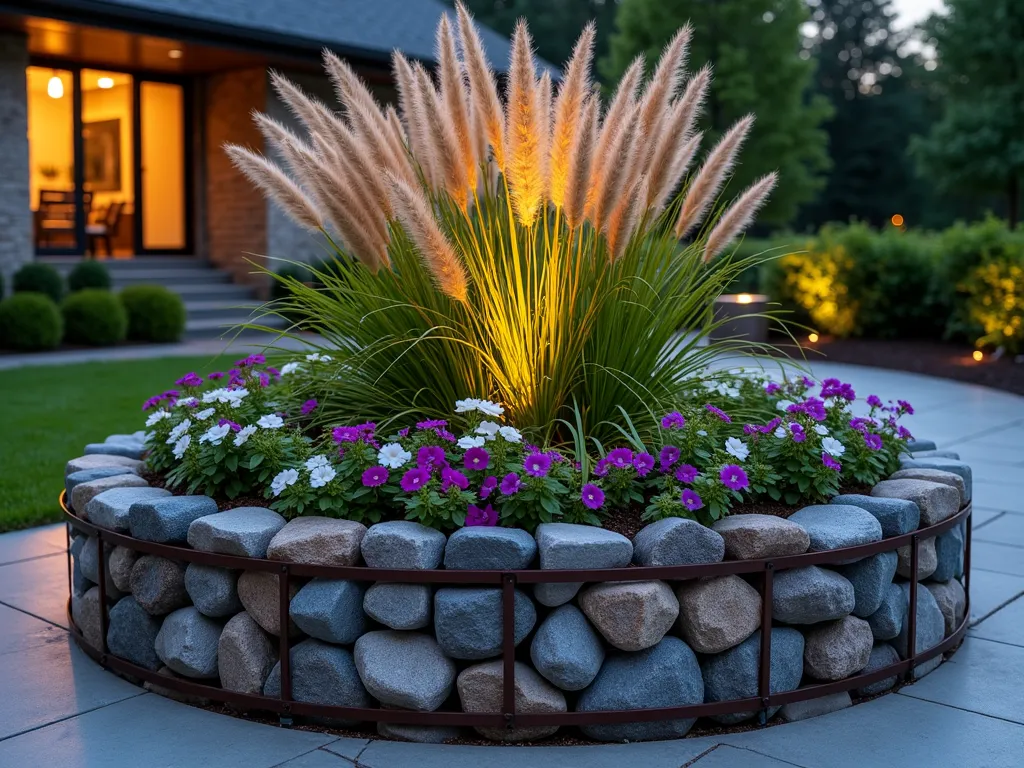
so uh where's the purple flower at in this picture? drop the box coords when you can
[849,417,874,434]
[332,426,361,443]
[499,473,522,495]
[863,433,883,451]
[142,395,160,411]
[357,422,377,434]
[593,458,609,477]
[464,447,490,471]
[258,373,271,388]
[207,371,225,380]
[765,382,781,395]
[659,445,680,471]
[790,423,807,443]
[822,453,842,471]
[441,467,469,492]
[802,376,816,389]
[465,504,498,527]
[400,467,430,493]
[766,417,782,431]
[705,404,732,423]
[217,418,242,432]
[234,353,266,367]
[434,428,457,443]
[266,367,280,377]
[524,452,552,477]
[897,425,913,441]
[867,394,883,408]
[633,452,655,477]
[581,483,605,510]
[417,445,448,472]
[301,399,318,415]
[362,466,389,487]
[417,419,448,430]
[606,447,634,469]
[480,475,498,499]
[680,489,704,511]
[398,427,410,438]
[720,464,749,491]
[743,424,759,436]
[675,464,699,484]
[897,399,915,415]
[176,372,203,388]
[788,398,827,422]
[661,411,686,429]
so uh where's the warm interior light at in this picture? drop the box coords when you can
[47,74,64,99]
[891,214,905,227]
[808,333,820,343]
[97,76,114,89]
[736,293,754,304]
[168,49,183,59]
[972,350,983,362]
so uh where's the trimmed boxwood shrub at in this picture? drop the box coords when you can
[62,289,127,346]
[119,285,186,343]
[0,293,63,351]
[68,260,112,292]
[13,263,64,303]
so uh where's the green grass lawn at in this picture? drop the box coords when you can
[0,356,219,533]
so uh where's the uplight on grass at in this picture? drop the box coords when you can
[973,350,984,362]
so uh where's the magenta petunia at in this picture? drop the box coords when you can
[218,418,242,432]
[362,466,390,487]
[705,404,732,423]
[675,464,699,484]
[633,452,655,477]
[301,399,318,415]
[897,425,913,441]
[790,423,807,443]
[480,475,498,499]
[581,483,605,510]
[606,447,634,469]
[332,426,361,443]
[661,411,686,429]
[764,382,781,395]
[863,433,883,451]
[463,446,490,471]
[897,399,914,415]
[434,428,457,443]
[441,467,469,492]
[788,398,827,422]
[659,445,680,471]
[416,419,448,430]
[720,464,749,491]
[592,458,609,477]
[398,427,410,438]
[499,472,522,495]
[207,371,225,380]
[176,372,203,388]
[400,467,430,493]
[465,503,498,526]
[680,489,704,511]
[524,452,552,477]
[417,445,448,472]
[866,394,883,408]
[822,453,842,471]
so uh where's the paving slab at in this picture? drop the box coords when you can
[973,482,1024,515]
[319,738,373,761]
[970,594,1024,647]
[968,569,1024,625]
[692,745,808,767]
[970,542,1024,578]
[277,749,358,767]
[0,603,64,656]
[0,551,73,629]
[970,508,1005,529]
[0,523,67,565]
[973,514,1024,548]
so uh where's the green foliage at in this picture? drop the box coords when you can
[62,289,128,346]
[13,263,64,304]
[67,261,111,292]
[119,285,186,343]
[0,293,63,351]
[602,0,832,227]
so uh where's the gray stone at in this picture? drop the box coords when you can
[899,458,972,502]
[457,661,567,742]
[893,582,945,678]
[290,579,367,645]
[856,642,901,696]
[66,467,135,500]
[130,555,189,616]
[804,615,874,681]
[907,449,960,460]
[674,575,761,654]
[105,433,146,447]
[780,691,852,722]
[788,505,882,561]
[84,487,171,532]
[187,507,286,558]
[890,468,966,508]
[530,604,605,691]
[72,586,103,648]
[631,518,725,566]
[108,545,139,593]
[237,571,300,637]
[154,606,222,678]
[71,539,91,597]
[267,516,367,566]
[578,580,678,652]
[871,479,959,526]
[377,713,464,744]
[107,595,163,671]
[433,587,536,660]
[443,527,537,570]
[772,566,855,624]
[79,536,123,598]
[906,439,937,452]
[576,636,704,741]
[65,454,144,478]
[534,523,632,606]
[834,551,899,618]
[354,630,456,711]
[85,442,144,459]
[363,583,432,630]
[184,564,242,618]
[218,611,277,694]
[867,583,906,640]
[129,496,219,544]
[700,628,804,725]
[830,494,920,538]
[897,536,938,580]
[266,639,371,724]
[925,579,967,637]
[360,521,446,569]
[933,526,964,583]
[70,475,150,519]
[712,514,810,560]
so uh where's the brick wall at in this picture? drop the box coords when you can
[0,32,31,292]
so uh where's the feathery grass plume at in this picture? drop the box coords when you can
[415,64,469,208]
[703,172,778,262]
[252,112,315,177]
[563,93,598,229]
[537,70,553,199]
[392,52,438,187]
[269,71,335,139]
[635,25,692,170]
[505,19,545,227]
[605,175,644,260]
[658,131,704,212]
[386,175,469,302]
[674,114,755,239]
[437,14,476,193]
[456,0,505,171]
[549,22,595,210]
[225,144,322,231]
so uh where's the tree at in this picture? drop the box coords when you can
[914,0,1024,228]
[601,0,832,228]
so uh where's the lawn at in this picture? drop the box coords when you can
[0,356,218,532]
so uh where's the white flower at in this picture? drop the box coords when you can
[305,454,330,472]
[172,434,191,459]
[774,426,788,439]
[814,424,830,436]
[776,399,795,412]
[280,362,301,375]
[697,429,708,437]
[195,407,216,421]
[821,437,846,457]
[475,421,501,441]
[476,400,505,417]
[167,418,192,443]
[725,437,750,461]
[498,425,522,443]
[271,468,299,497]
[305,352,332,363]
[202,387,248,406]
[454,398,482,413]
[257,414,284,429]
[202,388,227,403]
[176,396,198,408]
[233,425,257,447]
[199,423,231,446]
[145,410,171,427]
[378,443,412,469]
[309,464,337,489]
[457,436,486,449]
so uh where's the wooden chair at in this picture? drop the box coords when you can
[86,200,124,257]
[36,189,91,249]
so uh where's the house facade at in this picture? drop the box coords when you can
[0,0,516,288]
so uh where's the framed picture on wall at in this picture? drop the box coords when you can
[83,119,121,192]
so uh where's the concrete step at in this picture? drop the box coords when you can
[183,299,265,320]
[185,313,286,339]
[161,282,255,298]
[109,268,233,285]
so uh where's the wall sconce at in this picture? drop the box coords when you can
[47,74,64,99]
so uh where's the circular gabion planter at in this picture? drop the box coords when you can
[63,436,971,743]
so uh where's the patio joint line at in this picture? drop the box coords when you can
[0,691,148,743]
[965,632,1024,651]
[894,690,1024,727]
[0,551,65,569]
[0,599,70,631]
[267,744,352,768]
[710,745,812,768]
[680,743,724,767]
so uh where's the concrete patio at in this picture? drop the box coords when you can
[2,362,1024,767]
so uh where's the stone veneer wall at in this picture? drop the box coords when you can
[0,31,31,293]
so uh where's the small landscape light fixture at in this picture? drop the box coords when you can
[972,350,983,362]
[709,293,769,346]
[808,332,819,344]
[47,73,64,99]
[736,293,754,304]
[891,214,904,227]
